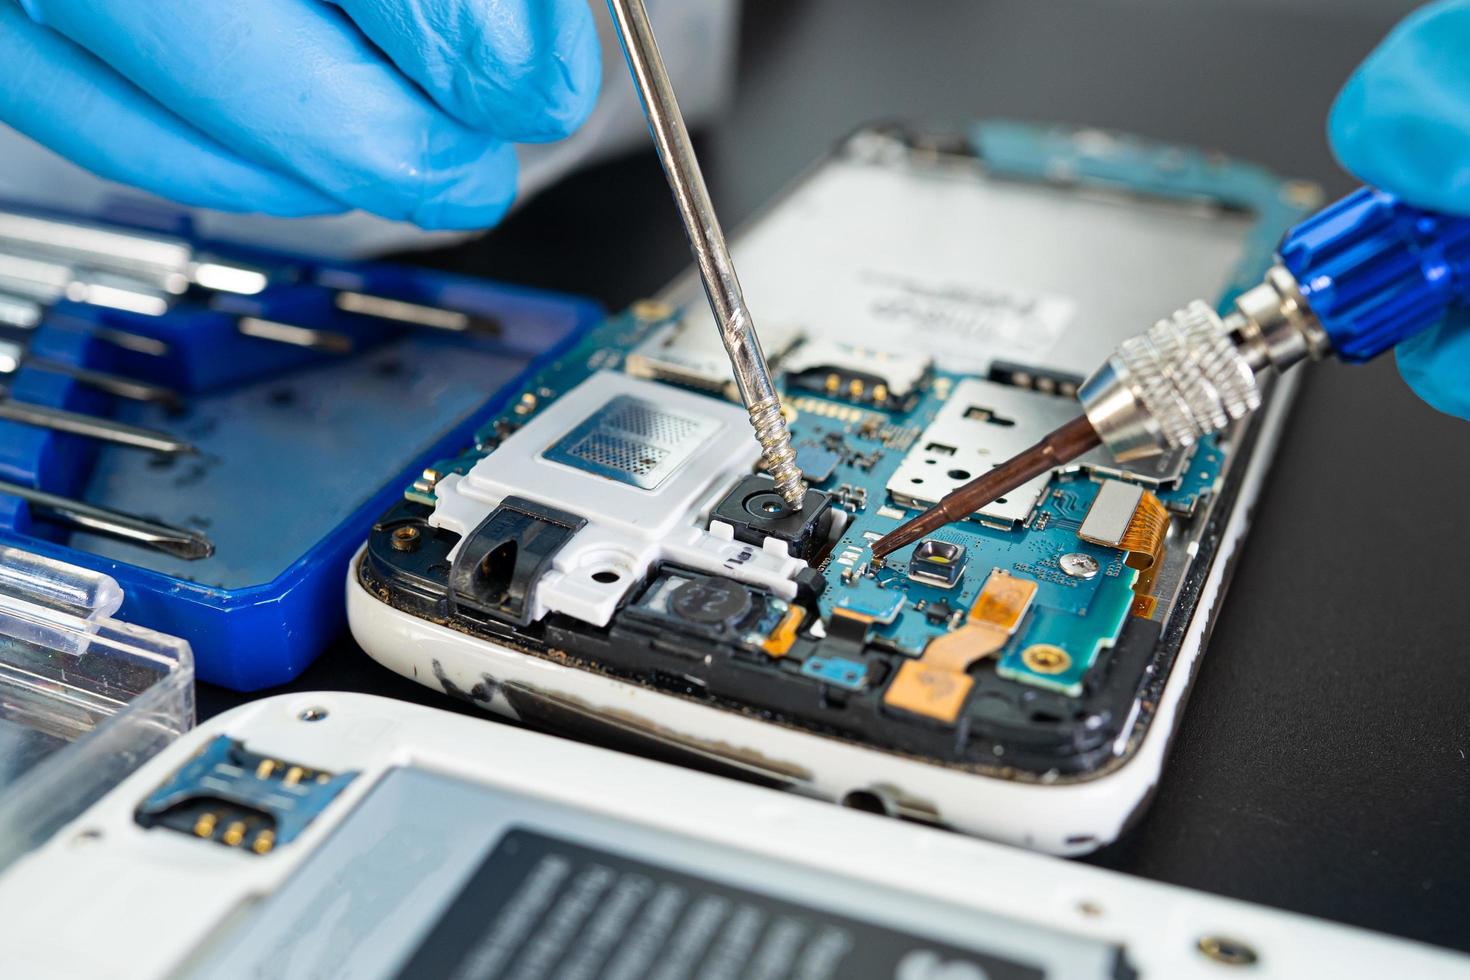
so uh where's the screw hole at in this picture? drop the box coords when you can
[840,790,891,815]
[298,706,329,722]
[1197,935,1259,966]
[946,469,971,480]
[591,570,621,585]
[909,477,924,485]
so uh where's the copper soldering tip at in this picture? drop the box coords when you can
[871,414,1102,559]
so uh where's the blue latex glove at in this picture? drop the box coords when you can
[0,0,600,229]
[1330,0,1470,419]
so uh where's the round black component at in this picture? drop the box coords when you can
[742,489,793,520]
[670,578,753,625]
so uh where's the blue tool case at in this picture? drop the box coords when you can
[0,201,602,689]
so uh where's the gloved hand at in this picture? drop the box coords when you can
[0,0,600,230]
[1330,0,1470,419]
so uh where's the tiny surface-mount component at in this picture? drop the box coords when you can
[710,474,837,561]
[884,569,1038,723]
[832,483,868,512]
[924,598,956,624]
[135,736,356,854]
[907,539,966,589]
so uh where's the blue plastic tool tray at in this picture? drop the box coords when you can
[0,202,603,689]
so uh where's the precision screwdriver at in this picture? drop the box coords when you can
[0,247,344,354]
[0,389,194,456]
[605,0,807,508]
[0,337,180,408]
[0,210,268,299]
[873,187,1470,558]
[0,478,213,560]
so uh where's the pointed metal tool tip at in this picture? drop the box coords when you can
[871,415,1103,558]
[160,534,216,560]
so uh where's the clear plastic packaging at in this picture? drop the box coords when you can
[0,546,193,868]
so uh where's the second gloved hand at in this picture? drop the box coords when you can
[0,0,601,229]
[1330,0,1470,419]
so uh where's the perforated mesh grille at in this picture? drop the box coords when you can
[601,401,701,447]
[568,432,668,476]
[542,394,720,490]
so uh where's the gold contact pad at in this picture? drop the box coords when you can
[884,570,1038,723]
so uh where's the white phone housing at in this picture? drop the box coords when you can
[349,369,1296,856]
[349,126,1308,856]
[0,692,1463,980]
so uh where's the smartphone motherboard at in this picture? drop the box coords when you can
[357,123,1316,783]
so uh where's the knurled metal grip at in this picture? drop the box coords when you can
[1082,187,1470,463]
[1079,301,1260,461]
[1280,188,1470,362]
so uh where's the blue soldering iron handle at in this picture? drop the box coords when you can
[1279,187,1470,363]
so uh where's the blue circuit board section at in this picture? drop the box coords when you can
[422,307,1226,697]
[796,377,1178,692]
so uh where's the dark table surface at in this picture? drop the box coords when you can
[200,0,1470,955]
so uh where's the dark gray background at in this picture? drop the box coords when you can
[200,0,1470,954]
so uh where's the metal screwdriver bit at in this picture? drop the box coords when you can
[235,316,354,354]
[0,477,213,560]
[0,392,194,455]
[0,211,267,298]
[0,338,180,408]
[605,0,806,508]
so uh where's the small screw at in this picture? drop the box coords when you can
[391,525,421,552]
[1022,644,1072,675]
[298,707,329,722]
[1197,935,1259,967]
[1059,553,1100,579]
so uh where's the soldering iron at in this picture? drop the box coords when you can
[874,187,1470,558]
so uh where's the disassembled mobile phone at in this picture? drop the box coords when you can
[349,122,1320,853]
[2,693,1461,979]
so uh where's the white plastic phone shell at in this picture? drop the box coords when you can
[348,372,1300,857]
[1,690,1464,979]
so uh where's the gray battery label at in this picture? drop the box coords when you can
[395,828,1046,980]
